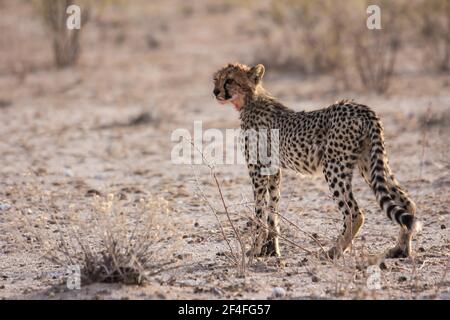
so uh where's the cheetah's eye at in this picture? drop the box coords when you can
[225,78,234,85]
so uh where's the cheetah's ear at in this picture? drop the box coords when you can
[248,64,265,84]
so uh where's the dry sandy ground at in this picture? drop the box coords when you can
[0,0,449,299]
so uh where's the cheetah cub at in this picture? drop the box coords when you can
[213,63,419,260]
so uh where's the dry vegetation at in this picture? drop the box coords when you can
[0,0,449,300]
[34,0,89,68]
[15,188,175,285]
[253,0,450,93]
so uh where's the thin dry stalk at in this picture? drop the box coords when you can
[187,138,247,276]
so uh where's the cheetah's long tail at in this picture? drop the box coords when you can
[368,118,417,231]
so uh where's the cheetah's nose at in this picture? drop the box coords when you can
[213,89,220,96]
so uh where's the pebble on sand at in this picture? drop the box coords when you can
[271,287,286,298]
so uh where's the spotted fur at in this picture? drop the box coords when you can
[213,63,417,259]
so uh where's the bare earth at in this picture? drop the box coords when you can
[0,1,449,299]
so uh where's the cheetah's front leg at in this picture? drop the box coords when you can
[248,165,270,257]
[260,169,281,257]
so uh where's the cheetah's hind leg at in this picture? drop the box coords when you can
[321,156,365,260]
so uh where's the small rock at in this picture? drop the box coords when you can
[211,287,224,296]
[311,275,320,283]
[194,222,199,227]
[418,247,425,252]
[441,224,446,230]
[85,189,101,197]
[63,169,74,177]
[398,276,407,283]
[271,287,285,298]
[0,285,5,289]
[117,192,127,200]
[379,262,387,270]
[176,253,193,260]
[156,291,166,299]
[0,203,11,211]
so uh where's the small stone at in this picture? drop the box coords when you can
[211,287,224,296]
[85,189,101,197]
[194,222,199,227]
[156,291,166,299]
[271,287,285,298]
[63,169,74,177]
[117,192,127,200]
[441,224,446,230]
[0,203,11,211]
[379,262,387,270]
[398,276,407,283]
[176,253,193,260]
[311,275,320,283]
[418,247,425,252]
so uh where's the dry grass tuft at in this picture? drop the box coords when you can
[16,190,175,285]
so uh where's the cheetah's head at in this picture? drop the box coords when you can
[212,63,265,111]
